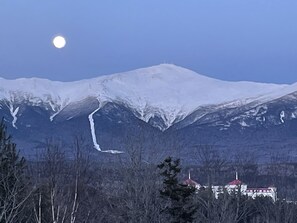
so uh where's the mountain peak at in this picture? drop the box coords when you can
[104,63,214,86]
[129,63,205,77]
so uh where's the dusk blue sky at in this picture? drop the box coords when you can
[1,0,297,83]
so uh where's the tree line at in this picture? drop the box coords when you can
[2,121,297,222]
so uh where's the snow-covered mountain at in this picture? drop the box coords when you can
[1,64,297,159]
[0,64,293,127]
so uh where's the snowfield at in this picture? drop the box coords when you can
[0,64,293,127]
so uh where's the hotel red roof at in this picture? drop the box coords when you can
[183,178,200,187]
[228,179,243,185]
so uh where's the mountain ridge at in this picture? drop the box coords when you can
[1,64,297,158]
[0,64,293,130]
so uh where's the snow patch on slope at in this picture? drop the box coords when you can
[280,111,285,123]
[49,101,61,122]
[9,104,19,129]
[239,120,249,127]
[88,100,102,151]
[88,99,123,154]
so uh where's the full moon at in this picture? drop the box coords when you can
[53,35,66,49]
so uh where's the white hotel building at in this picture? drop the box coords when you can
[184,172,277,202]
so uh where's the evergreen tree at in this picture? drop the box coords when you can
[0,120,28,223]
[158,157,197,223]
